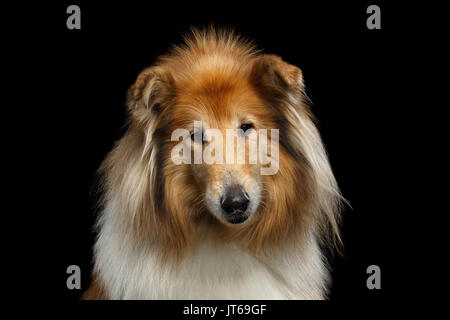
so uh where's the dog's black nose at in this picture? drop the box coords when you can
[221,185,250,214]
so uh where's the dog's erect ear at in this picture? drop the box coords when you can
[126,67,172,119]
[250,54,304,92]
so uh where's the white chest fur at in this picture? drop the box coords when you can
[94,203,329,300]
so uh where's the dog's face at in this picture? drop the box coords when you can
[127,52,308,230]
[169,73,279,225]
[121,39,341,254]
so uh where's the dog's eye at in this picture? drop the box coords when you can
[191,131,204,143]
[240,123,254,134]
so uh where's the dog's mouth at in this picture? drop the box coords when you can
[224,212,249,224]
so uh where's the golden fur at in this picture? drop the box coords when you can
[84,28,343,299]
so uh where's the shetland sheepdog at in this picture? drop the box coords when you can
[83,28,343,300]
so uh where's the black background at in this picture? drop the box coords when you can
[19,0,419,309]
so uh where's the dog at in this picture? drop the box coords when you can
[83,28,343,300]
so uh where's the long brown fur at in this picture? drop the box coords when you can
[85,27,343,299]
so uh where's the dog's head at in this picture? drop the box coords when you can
[103,30,342,257]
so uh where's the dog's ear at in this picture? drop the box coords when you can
[250,54,309,164]
[250,54,304,93]
[126,67,173,120]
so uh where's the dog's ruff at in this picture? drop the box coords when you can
[95,200,328,299]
